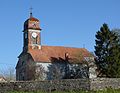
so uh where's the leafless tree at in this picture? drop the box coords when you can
[47,57,66,80]
[27,62,46,81]
[67,52,96,79]
[0,67,16,82]
[35,64,46,81]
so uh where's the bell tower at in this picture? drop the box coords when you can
[23,11,42,52]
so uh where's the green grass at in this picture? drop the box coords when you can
[7,88,120,93]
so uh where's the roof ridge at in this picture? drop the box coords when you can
[41,45,87,50]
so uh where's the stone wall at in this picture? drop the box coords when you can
[90,78,120,90]
[0,78,120,92]
[0,79,90,92]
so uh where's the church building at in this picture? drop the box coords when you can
[16,12,96,81]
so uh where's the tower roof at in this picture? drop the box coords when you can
[28,7,39,22]
[27,17,39,21]
[25,12,39,22]
[23,13,41,30]
[24,14,39,24]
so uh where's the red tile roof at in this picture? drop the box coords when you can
[28,46,92,63]
[27,17,39,22]
[24,16,41,30]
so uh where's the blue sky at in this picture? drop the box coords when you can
[0,0,120,69]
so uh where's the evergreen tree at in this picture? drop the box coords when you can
[94,23,120,78]
[112,29,120,44]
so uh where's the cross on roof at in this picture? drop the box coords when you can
[30,7,33,17]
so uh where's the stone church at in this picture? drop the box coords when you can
[16,13,96,81]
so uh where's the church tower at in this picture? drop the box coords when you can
[23,12,42,52]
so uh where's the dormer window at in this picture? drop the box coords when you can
[65,52,69,60]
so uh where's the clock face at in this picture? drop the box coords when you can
[32,32,37,38]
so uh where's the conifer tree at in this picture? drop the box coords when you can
[94,23,120,77]
[112,29,120,44]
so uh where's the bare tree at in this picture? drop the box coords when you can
[66,52,96,79]
[35,64,46,81]
[47,57,66,80]
[67,63,89,79]
[47,62,65,80]
[26,62,46,81]
[0,67,16,82]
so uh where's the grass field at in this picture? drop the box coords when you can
[8,88,120,93]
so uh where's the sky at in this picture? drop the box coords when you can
[0,0,120,70]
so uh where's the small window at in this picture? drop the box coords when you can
[25,33,27,39]
[32,36,38,44]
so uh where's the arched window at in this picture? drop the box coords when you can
[32,36,38,44]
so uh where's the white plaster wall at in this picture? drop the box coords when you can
[84,57,97,78]
[35,62,51,80]
[89,67,97,78]
[36,62,51,71]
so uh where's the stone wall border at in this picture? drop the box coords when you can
[0,78,120,92]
